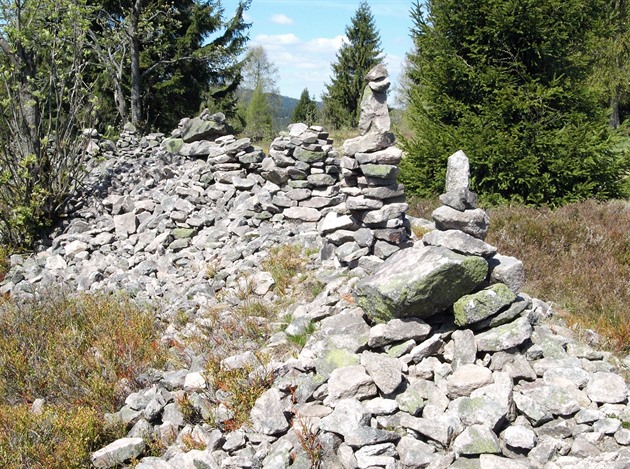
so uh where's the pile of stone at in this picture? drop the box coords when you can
[3,68,630,469]
[421,150,525,293]
[260,123,342,224]
[321,64,409,268]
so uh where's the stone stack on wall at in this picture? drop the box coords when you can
[320,64,409,269]
[260,123,342,224]
[422,150,526,293]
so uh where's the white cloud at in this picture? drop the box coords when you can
[302,35,347,54]
[254,33,300,48]
[271,13,294,25]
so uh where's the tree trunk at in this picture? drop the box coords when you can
[129,0,143,125]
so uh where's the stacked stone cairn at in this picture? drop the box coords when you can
[321,64,409,269]
[422,150,526,294]
[261,123,342,224]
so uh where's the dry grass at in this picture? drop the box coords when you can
[0,291,167,467]
[486,200,630,351]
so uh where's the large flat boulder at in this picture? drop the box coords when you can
[181,115,229,143]
[353,245,488,322]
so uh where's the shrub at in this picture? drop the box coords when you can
[0,291,167,466]
[0,404,111,469]
[485,200,630,350]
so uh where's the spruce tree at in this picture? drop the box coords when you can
[400,0,629,205]
[292,88,319,125]
[322,1,383,129]
[90,0,251,131]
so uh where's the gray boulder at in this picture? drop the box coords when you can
[354,245,488,322]
[432,206,490,240]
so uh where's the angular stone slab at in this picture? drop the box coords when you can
[250,388,290,435]
[488,254,526,293]
[181,115,228,142]
[342,131,395,156]
[356,147,403,165]
[445,150,470,191]
[360,351,403,394]
[452,424,501,456]
[423,229,497,258]
[368,318,432,348]
[453,283,517,327]
[91,437,145,468]
[353,245,488,322]
[432,206,490,240]
[475,316,533,352]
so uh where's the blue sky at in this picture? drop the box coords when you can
[225,0,415,99]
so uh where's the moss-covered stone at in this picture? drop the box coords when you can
[453,283,516,327]
[162,137,184,154]
[171,228,196,239]
[360,164,399,179]
[293,147,326,163]
[353,245,488,323]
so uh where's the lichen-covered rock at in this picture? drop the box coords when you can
[475,316,533,352]
[453,283,517,327]
[354,245,488,322]
[180,114,228,142]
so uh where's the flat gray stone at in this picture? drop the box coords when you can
[283,206,321,222]
[432,206,490,240]
[91,438,145,468]
[586,372,628,404]
[342,131,395,155]
[447,364,493,398]
[475,317,533,352]
[354,245,488,323]
[454,284,517,327]
[368,318,431,348]
[423,229,497,257]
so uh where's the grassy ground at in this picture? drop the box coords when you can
[409,197,630,352]
[0,292,168,468]
[0,243,324,465]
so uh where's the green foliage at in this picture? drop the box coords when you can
[292,88,319,125]
[321,1,383,129]
[400,0,630,206]
[588,0,630,128]
[90,0,251,131]
[0,0,95,248]
[244,83,274,141]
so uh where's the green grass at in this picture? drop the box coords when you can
[0,291,168,467]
